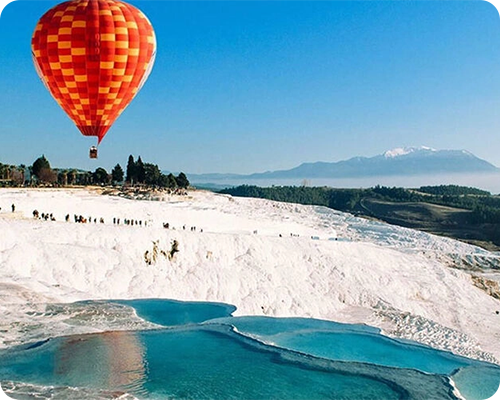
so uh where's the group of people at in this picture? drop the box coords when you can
[27,207,205,233]
[30,209,152,228]
[68,215,150,226]
[70,215,105,224]
[118,218,147,226]
[32,210,56,221]
[162,222,203,233]
[18,205,320,243]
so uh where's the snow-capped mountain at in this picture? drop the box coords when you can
[189,147,498,180]
[383,146,437,158]
[263,147,498,178]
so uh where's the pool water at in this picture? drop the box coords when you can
[0,299,499,400]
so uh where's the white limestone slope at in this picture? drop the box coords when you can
[0,187,499,364]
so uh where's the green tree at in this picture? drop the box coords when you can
[126,155,135,183]
[111,164,124,184]
[58,170,68,186]
[82,171,93,185]
[166,173,177,188]
[32,155,51,180]
[136,156,146,184]
[158,174,167,187]
[93,167,110,185]
[144,163,161,185]
[67,169,77,185]
[176,172,189,189]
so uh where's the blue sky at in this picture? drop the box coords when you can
[0,1,499,174]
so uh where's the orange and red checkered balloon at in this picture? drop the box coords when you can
[32,0,156,144]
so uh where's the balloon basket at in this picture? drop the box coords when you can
[89,146,98,159]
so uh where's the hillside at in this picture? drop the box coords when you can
[221,185,500,251]
[357,198,500,252]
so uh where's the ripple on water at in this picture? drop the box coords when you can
[1,299,499,400]
[0,325,459,400]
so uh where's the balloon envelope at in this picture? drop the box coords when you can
[32,0,156,144]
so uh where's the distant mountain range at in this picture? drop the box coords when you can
[187,147,499,182]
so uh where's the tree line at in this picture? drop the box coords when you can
[220,184,500,224]
[418,185,490,197]
[0,155,189,189]
[124,155,189,188]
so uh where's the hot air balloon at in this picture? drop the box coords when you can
[31,0,156,158]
